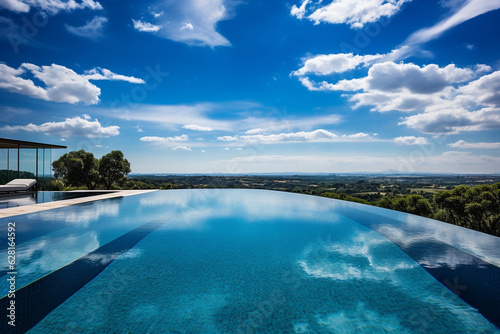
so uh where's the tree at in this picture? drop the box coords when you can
[99,150,131,189]
[376,194,433,217]
[433,183,500,236]
[52,150,99,189]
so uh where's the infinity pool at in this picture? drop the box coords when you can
[1,189,499,333]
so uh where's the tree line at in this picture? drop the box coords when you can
[324,183,500,237]
[52,150,131,190]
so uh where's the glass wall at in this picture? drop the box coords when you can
[0,145,57,190]
[0,149,8,184]
[19,148,37,178]
[43,148,52,190]
[7,148,18,183]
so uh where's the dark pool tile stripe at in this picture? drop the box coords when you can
[404,241,500,328]
[342,209,500,329]
[0,221,163,334]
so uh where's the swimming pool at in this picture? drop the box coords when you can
[1,189,499,333]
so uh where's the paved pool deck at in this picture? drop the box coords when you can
[0,190,159,219]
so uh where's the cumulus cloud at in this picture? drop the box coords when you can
[182,124,213,131]
[66,16,107,39]
[398,108,498,134]
[1,116,119,138]
[448,140,500,149]
[294,56,500,134]
[172,146,192,151]
[140,135,189,142]
[132,19,161,32]
[0,0,102,14]
[217,129,375,144]
[290,0,410,28]
[298,61,480,94]
[398,71,500,134]
[393,136,428,145]
[136,0,237,47]
[0,63,144,104]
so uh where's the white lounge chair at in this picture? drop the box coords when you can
[0,179,37,192]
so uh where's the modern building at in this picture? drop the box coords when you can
[0,137,67,190]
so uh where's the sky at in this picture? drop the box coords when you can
[0,0,499,174]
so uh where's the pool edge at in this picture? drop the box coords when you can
[0,190,158,218]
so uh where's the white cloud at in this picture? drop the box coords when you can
[172,146,192,151]
[182,124,213,131]
[299,61,479,95]
[0,0,102,14]
[181,22,194,31]
[140,135,189,142]
[132,19,161,32]
[405,0,500,46]
[294,57,500,134]
[393,136,428,145]
[152,11,164,18]
[0,0,29,12]
[342,132,372,139]
[399,108,500,134]
[142,0,237,47]
[398,71,500,134]
[1,116,119,138]
[448,140,500,149]
[291,0,411,28]
[217,129,376,144]
[292,53,382,77]
[66,16,107,39]
[0,63,143,104]
[83,68,145,84]
[290,0,310,19]
[245,128,265,134]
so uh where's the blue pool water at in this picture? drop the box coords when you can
[0,189,499,333]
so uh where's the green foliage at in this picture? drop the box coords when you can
[98,150,131,190]
[321,192,371,205]
[62,185,89,191]
[52,150,99,189]
[433,183,500,236]
[51,179,65,191]
[377,194,433,217]
[123,180,154,190]
[51,149,131,190]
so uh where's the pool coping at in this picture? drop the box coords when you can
[0,190,158,218]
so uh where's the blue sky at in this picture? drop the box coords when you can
[0,0,499,174]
